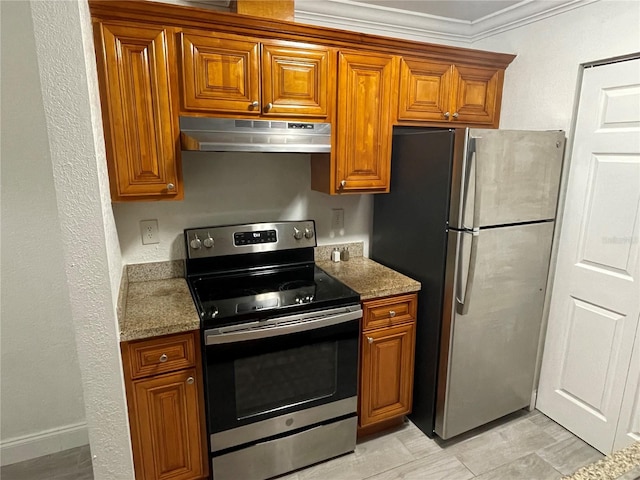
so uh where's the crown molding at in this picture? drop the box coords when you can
[294,0,600,44]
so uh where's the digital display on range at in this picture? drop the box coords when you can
[234,230,277,246]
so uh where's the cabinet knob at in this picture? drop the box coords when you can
[187,376,194,384]
[159,353,168,363]
[251,101,259,108]
[265,102,273,111]
[367,337,373,344]
[389,310,396,318]
[167,183,175,190]
[443,111,450,118]
[340,180,347,188]
[452,112,459,118]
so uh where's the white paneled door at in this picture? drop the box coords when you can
[536,57,640,454]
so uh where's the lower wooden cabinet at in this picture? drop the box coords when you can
[359,294,417,430]
[122,331,207,480]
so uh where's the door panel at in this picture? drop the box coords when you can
[335,52,397,192]
[452,65,500,125]
[180,31,260,114]
[437,223,555,439]
[470,129,565,227]
[614,314,640,449]
[397,58,452,121]
[261,43,333,118]
[97,23,180,200]
[537,58,640,454]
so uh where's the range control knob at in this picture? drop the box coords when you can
[293,227,303,240]
[190,235,202,250]
[203,235,214,248]
[304,228,314,239]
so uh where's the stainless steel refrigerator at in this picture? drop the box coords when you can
[371,127,565,440]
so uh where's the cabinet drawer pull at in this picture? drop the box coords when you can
[340,180,347,188]
[367,336,373,344]
[389,310,396,318]
[159,353,168,363]
[251,100,259,108]
[266,102,273,111]
[443,111,450,118]
[452,112,459,118]
[187,376,195,384]
[167,183,175,190]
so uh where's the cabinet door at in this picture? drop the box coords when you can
[451,65,501,125]
[95,23,181,201]
[180,31,260,114]
[335,52,398,193]
[398,58,452,122]
[360,323,416,427]
[132,368,204,480]
[262,43,334,118]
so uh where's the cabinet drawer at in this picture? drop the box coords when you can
[362,294,417,331]
[125,332,197,380]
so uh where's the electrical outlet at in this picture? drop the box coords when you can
[140,219,159,245]
[331,208,344,231]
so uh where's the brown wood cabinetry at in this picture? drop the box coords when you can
[93,22,182,202]
[180,31,334,118]
[90,1,515,200]
[359,294,417,430]
[121,331,207,480]
[330,51,398,194]
[398,57,503,126]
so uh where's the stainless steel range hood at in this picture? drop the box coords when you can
[180,117,331,153]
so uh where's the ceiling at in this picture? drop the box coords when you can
[352,0,522,22]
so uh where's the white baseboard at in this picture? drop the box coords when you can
[1,422,89,466]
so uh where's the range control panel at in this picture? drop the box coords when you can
[185,221,316,259]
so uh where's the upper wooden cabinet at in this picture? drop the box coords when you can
[179,31,335,118]
[93,22,182,201]
[89,1,515,200]
[333,51,398,193]
[398,58,503,126]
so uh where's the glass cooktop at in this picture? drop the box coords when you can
[188,263,360,327]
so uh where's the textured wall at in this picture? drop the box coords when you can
[475,0,640,132]
[114,153,374,264]
[29,1,133,478]
[0,1,87,463]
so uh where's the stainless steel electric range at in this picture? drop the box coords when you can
[184,220,362,480]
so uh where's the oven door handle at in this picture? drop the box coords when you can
[204,308,362,345]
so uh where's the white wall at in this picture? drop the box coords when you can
[0,0,133,476]
[28,0,134,477]
[475,0,640,132]
[115,153,373,264]
[0,1,88,464]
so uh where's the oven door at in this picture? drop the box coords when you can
[203,305,361,453]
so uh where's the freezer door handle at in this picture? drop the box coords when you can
[456,230,479,315]
[460,141,478,230]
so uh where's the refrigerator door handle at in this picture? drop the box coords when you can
[461,139,479,230]
[456,230,479,315]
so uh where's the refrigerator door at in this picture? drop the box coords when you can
[451,129,565,229]
[372,127,455,437]
[435,221,555,440]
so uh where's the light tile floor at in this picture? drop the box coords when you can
[0,410,604,480]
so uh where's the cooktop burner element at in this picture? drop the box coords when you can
[184,221,360,329]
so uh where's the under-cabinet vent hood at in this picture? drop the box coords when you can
[180,117,332,153]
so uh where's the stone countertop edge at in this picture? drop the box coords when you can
[118,261,199,343]
[118,248,420,341]
[316,257,421,301]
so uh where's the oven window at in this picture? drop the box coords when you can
[234,341,337,419]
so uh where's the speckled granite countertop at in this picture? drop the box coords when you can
[118,261,200,342]
[316,257,420,301]
[118,247,420,341]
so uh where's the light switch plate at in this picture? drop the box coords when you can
[331,208,344,231]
